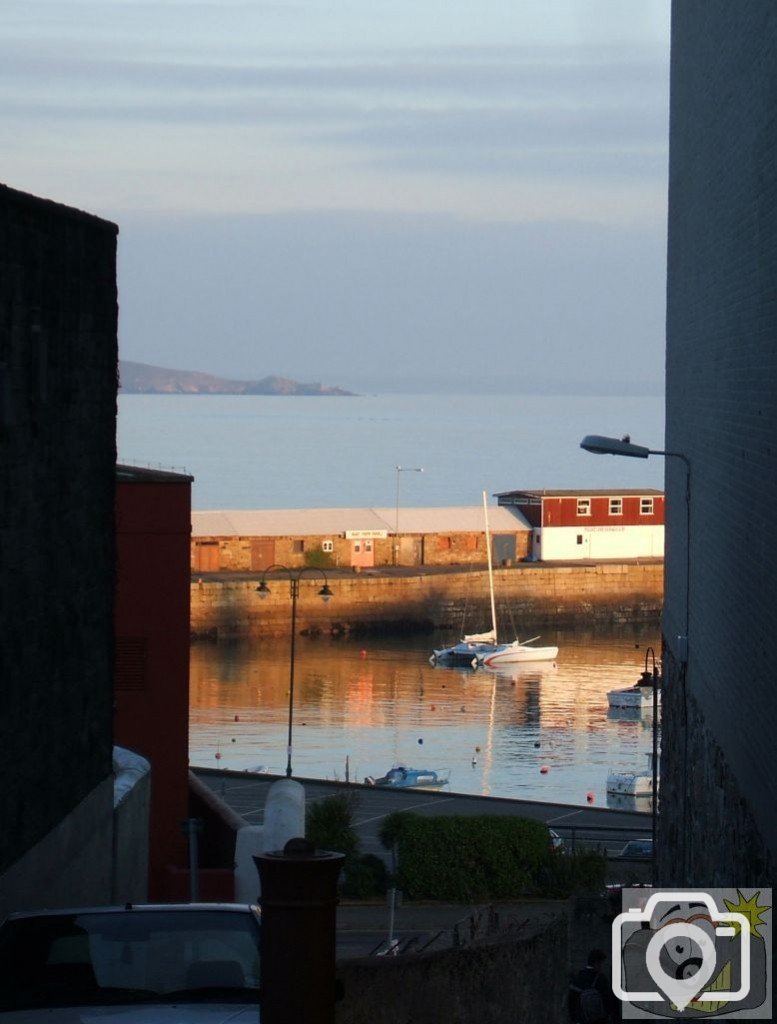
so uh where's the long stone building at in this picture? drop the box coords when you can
[191,489,665,573]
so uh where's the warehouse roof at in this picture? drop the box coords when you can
[191,506,530,538]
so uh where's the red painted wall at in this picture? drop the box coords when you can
[114,469,192,900]
[542,495,665,527]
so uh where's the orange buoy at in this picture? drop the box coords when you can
[540,765,549,774]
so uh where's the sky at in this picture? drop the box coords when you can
[3,0,671,394]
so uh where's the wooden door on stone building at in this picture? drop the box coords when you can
[194,542,220,572]
[251,538,275,571]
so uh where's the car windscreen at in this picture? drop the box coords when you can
[0,909,260,1011]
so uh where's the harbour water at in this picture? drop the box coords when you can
[117,391,664,810]
[189,626,660,810]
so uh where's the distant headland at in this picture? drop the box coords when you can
[118,360,354,396]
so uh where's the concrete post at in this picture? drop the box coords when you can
[255,839,344,1024]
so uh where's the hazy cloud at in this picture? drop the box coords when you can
[6,0,671,393]
[118,209,666,394]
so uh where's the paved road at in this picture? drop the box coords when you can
[194,768,652,859]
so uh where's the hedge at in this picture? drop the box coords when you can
[381,813,551,901]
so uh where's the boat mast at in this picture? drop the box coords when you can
[482,490,498,644]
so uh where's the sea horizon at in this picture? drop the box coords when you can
[118,390,666,511]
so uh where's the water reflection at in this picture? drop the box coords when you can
[189,626,661,809]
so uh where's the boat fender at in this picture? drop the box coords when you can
[364,776,376,786]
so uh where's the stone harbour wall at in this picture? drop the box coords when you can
[190,562,663,639]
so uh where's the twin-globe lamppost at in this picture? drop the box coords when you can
[256,566,333,779]
[579,435,691,886]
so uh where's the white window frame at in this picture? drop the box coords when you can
[640,497,654,515]
[322,540,334,553]
[609,498,623,516]
[576,498,591,517]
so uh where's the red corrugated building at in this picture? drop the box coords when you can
[495,488,664,562]
[114,465,193,899]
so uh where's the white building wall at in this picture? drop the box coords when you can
[540,525,664,561]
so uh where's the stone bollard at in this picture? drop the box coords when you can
[254,838,345,1024]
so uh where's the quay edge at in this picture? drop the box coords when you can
[190,561,663,640]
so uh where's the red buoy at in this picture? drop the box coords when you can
[586,791,595,804]
[540,765,549,774]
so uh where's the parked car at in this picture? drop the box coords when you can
[619,839,653,859]
[0,903,261,1022]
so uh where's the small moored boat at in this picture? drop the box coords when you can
[607,647,662,710]
[606,752,657,798]
[364,765,450,789]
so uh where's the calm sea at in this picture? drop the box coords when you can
[117,392,664,510]
[118,392,663,807]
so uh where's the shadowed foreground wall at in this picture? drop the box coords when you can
[660,2,776,884]
[336,913,567,1024]
[0,184,118,902]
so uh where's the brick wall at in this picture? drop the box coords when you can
[0,184,118,874]
[662,2,777,882]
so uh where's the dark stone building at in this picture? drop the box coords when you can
[661,2,776,885]
[0,183,118,913]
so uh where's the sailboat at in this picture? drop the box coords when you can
[430,493,559,669]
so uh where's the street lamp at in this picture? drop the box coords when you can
[256,566,333,778]
[579,435,690,657]
[580,434,691,885]
[394,465,423,566]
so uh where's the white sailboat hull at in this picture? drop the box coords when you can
[480,643,558,667]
